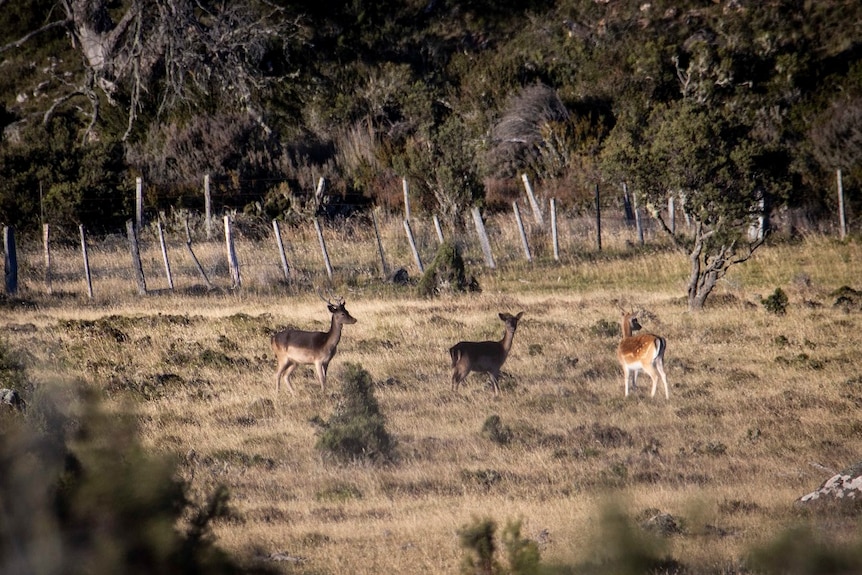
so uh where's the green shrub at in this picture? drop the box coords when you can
[458,517,540,575]
[0,384,274,574]
[418,241,479,297]
[315,363,395,464]
[761,288,789,315]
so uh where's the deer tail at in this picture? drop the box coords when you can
[654,336,666,360]
[449,345,461,367]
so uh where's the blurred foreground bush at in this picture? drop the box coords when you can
[0,359,273,574]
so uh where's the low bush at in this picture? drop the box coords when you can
[315,363,395,464]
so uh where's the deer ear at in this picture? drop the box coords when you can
[515,311,524,320]
[328,304,338,313]
[499,313,509,321]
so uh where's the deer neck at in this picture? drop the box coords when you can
[621,316,633,338]
[326,316,345,347]
[500,327,516,354]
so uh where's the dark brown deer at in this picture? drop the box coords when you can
[270,292,357,395]
[450,311,524,395]
[617,311,669,399]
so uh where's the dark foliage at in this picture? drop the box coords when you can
[0,338,274,575]
[418,241,479,297]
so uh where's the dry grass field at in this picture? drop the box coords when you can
[2,213,862,574]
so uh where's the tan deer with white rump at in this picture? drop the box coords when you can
[450,311,524,395]
[617,311,669,399]
[270,292,357,395]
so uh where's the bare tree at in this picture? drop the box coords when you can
[4,0,303,141]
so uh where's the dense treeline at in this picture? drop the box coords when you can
[0,0,860,238]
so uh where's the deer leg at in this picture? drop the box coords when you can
[643,363,664,398]
[276,361,297,395]
[655,358,669,399]
[452,370,463,392]
[489,369,500,396]
[623,367,631,396]
[283,363,298,395]
[315,361,329,392]
[452,364,468,392]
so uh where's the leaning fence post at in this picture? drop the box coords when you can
[471,207,496,269]
[126,220,147,295]
[3,226,17,296]
[433,215,444,244]
[402,178,411,221]
[185,215,214,290]
[79,224,94,299]
[157,221,174,290]
[372,210,389,279]
[135,176,144,231]
[314,217,333,280]
[521,173,544,226]
[272,219,291,281]
[513,202,532,262]
[224,215,242,288]
[403,219,424,274]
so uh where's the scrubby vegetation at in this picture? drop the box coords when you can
[0,346,274,574]
[2,209,862,573]
[315,363,395,464]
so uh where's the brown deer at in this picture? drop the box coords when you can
[450,311,524,395]
[617,311,669,399]
[270,292,357,395]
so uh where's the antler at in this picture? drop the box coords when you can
[316,288,344,307]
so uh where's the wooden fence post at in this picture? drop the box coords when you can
[632,189,644,245]
[204,174,212,240]
[433,215,444,244]
[402,178,411,221]
[224,215,242,288]
[680,193,691,229]
[157,221,174,290]
[521,173,544,226]
[668,195,676,235]
[403,219,424,274]
[471,207,496,269]
[550,198,560,261]
[79,224,94,299]
[837,169,847,240]
[314,217,333,280]
[135,177,144,231]
[3,226,17,295]
[185,215,213,290]
[272,220,291,281]
[126,219,147,295]
[622,183,635,226]
[594,183,602,251]
[513,202,532,262]
[43,223,52,294]
[372,210,389,279]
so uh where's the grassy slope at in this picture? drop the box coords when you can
[2,217,861,574]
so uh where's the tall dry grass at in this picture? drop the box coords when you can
[2,215,861,574]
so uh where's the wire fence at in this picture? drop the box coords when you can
[3,200,668,301]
